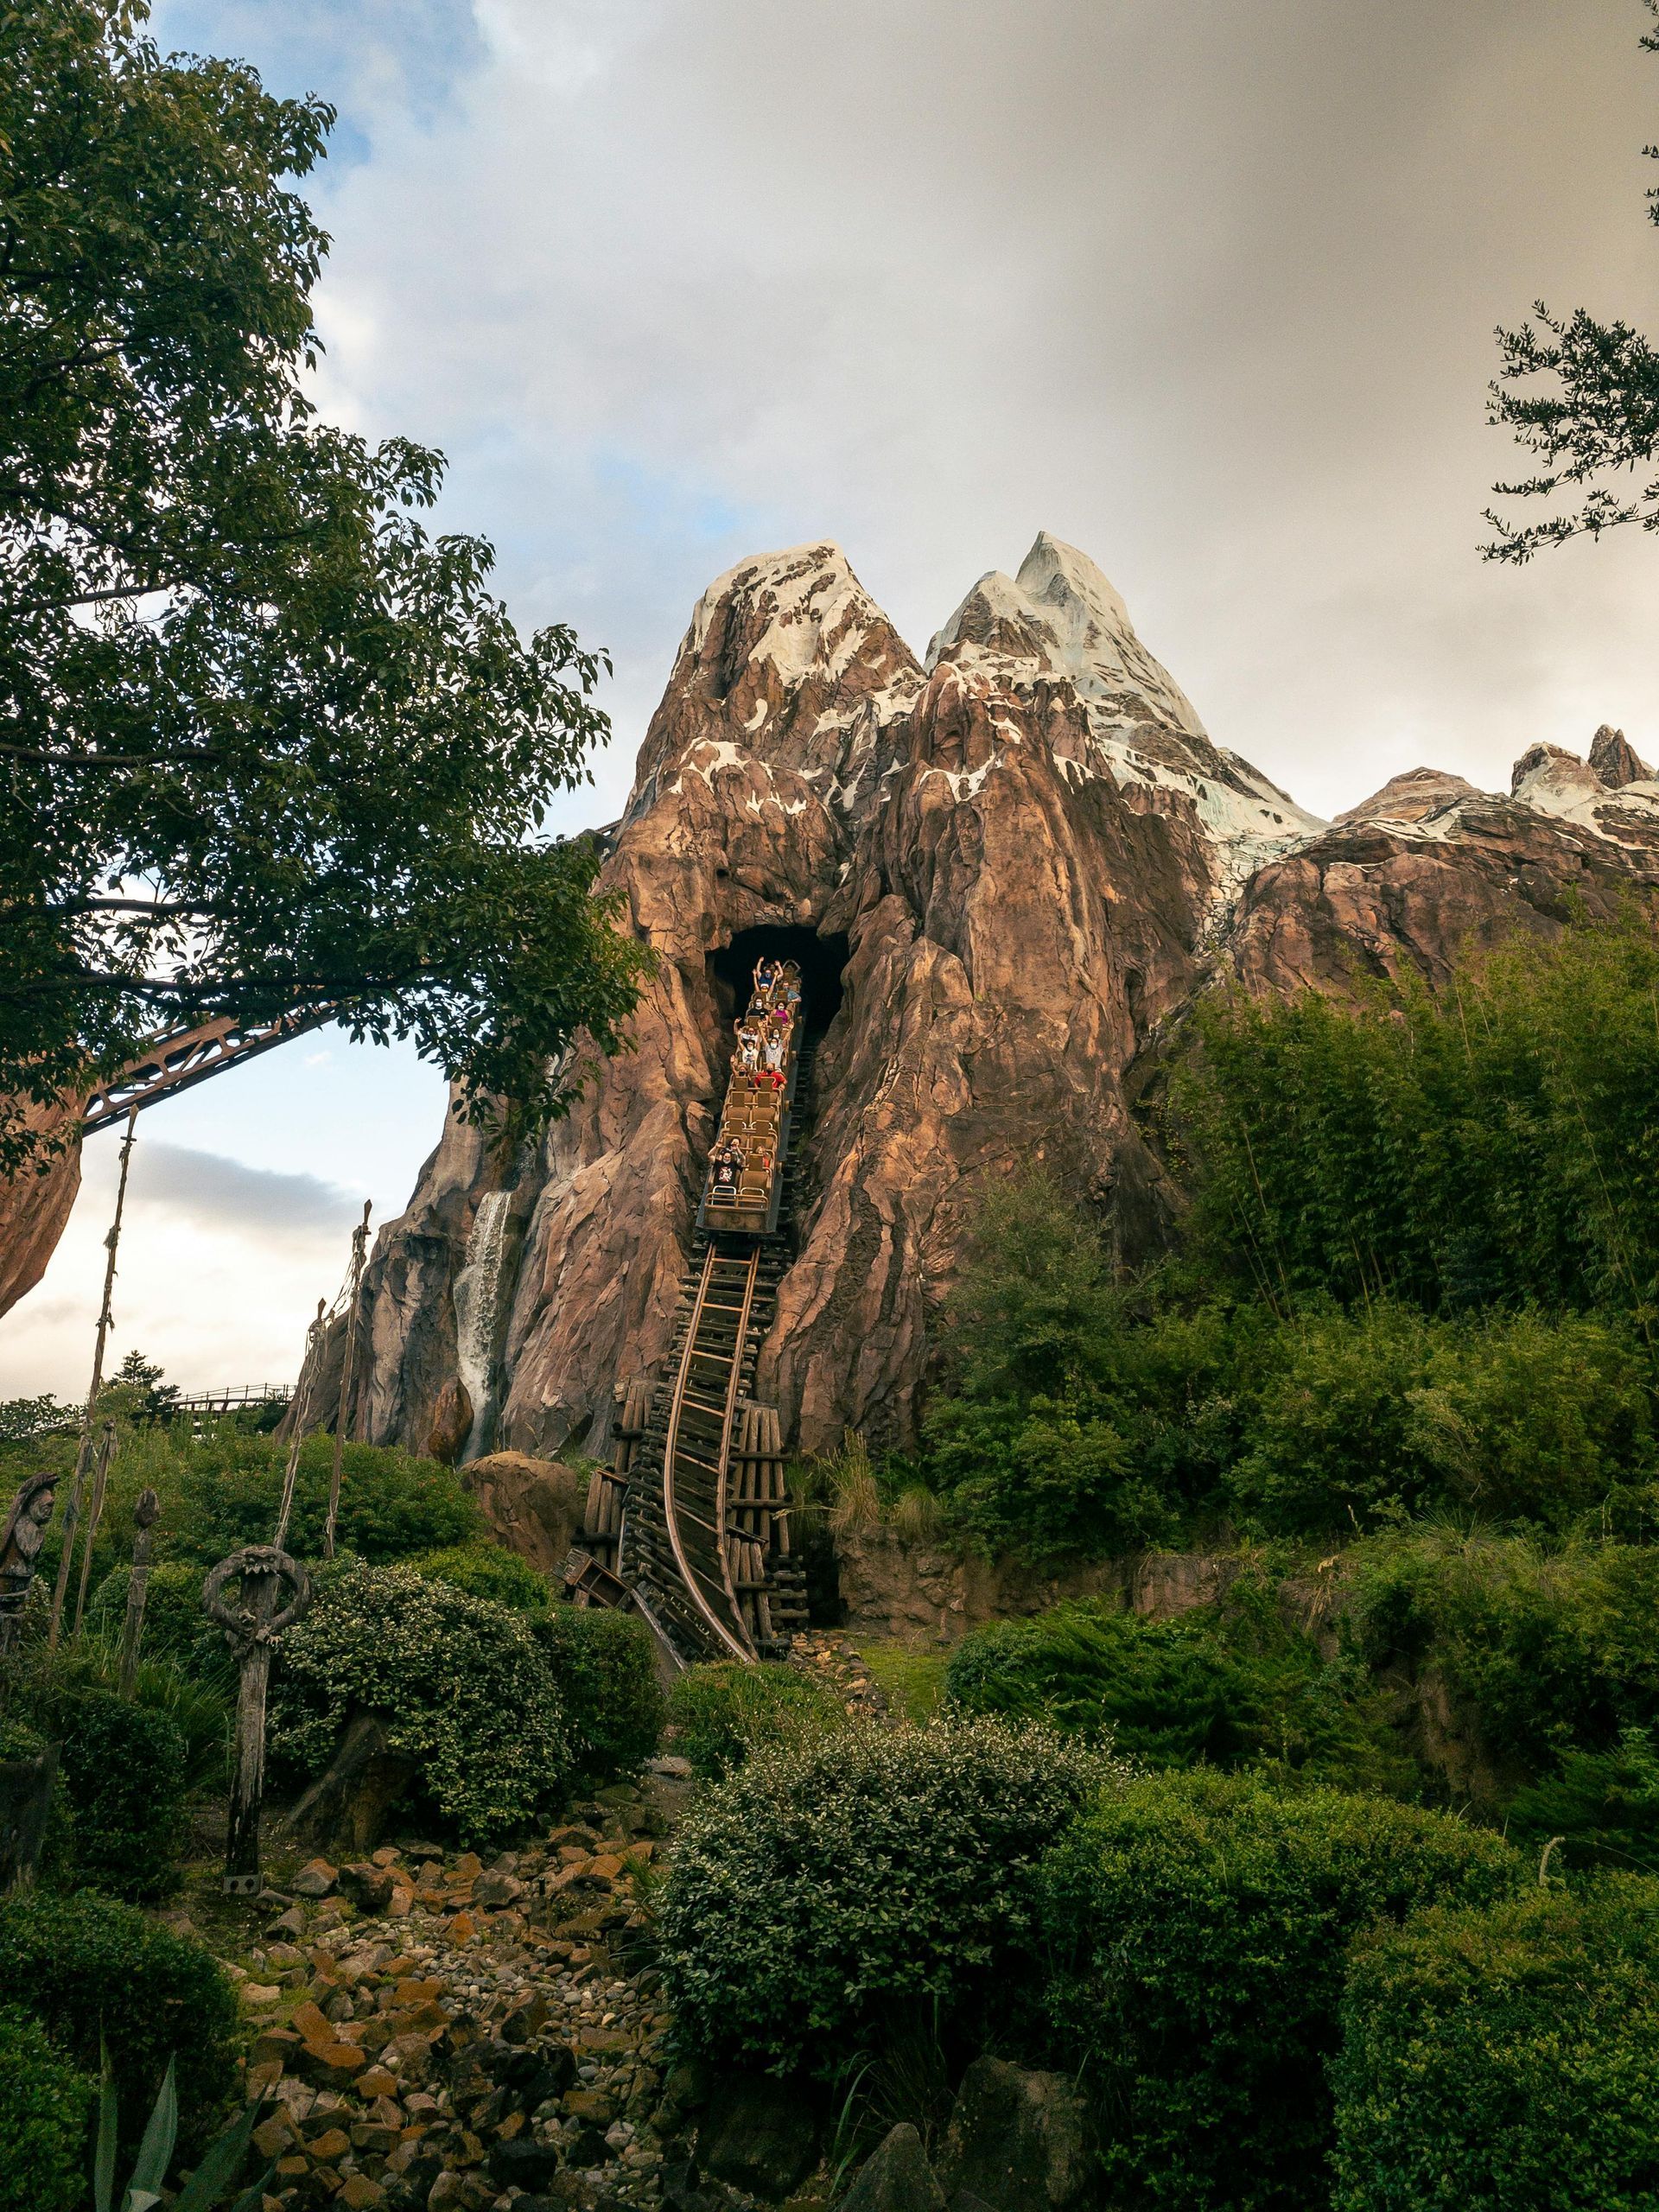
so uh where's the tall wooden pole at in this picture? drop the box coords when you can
[323,1202,372,1560]
[275,1300,326,1553]
[70,1418,118,1638]
[48,1107,137,1649]
[209,1294,322,1894]
[118,1489,160,1695]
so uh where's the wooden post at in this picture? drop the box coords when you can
[324,1202,372,1560]
[70,1419,118,1639]
[118,1489,161,1695]
[48,1107,137,1649]
[204,1545,310,1895]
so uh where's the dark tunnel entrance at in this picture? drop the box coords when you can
[708,925,849,1036]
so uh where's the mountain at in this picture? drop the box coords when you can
[328,536,1659,1465]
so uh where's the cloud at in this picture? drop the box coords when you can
[0,1144,362,1401]
[130,1143,360,1240]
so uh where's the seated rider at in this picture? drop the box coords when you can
[734,1021,762,1075]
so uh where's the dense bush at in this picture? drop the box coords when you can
[0,1891,238,2152]
[1350,1529,1659,1797]
[270,1560,569,1842]
[50,1686,189,1901]
[1506,1728,1659,1877]
[912,923,1659,1562]
[920,1181,1194,1563]
[946,1591,1407,1790]
[1227,1304,1656,1535]
[667,1659,842,1779]
[531,1605,665,1780]
[1038,1770,1521,2212]
[658,1715,1122,2075]
[0,2004,92,2212]
[1176,916,1659,1319]
[87,1560,224,1681]
[920,1171,1659,1559]
[3,1425,482,1598]
[1332,1878,1659,2210]
[411,1540,550,1613]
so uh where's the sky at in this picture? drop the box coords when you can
[6,0,1659,1399]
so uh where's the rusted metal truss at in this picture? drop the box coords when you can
[81,1007,334,1135]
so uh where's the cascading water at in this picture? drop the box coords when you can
[452,1188,516,1464]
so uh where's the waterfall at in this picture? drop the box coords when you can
[453,1188,515,1464]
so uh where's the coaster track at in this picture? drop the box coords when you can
[573,977,817,1664]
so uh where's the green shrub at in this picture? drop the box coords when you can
[1225,1300,1437,1531]
[920,1177,1186,1562]
[658,1715,1123,2075]
[946,1591,1408,1791]
[270,1560,569,1843]
[3,1425,484,1600]
[0,1713,48,1762]
[411,1540,550,1613]
[51,1686,189,1901]
[1038,1769,1522,2212]
[1505,1726,1659,1878]
[1349,1529,1659,1797]
[87,1560,226,1681]
[531,1606,665,1779]
[1408,1309,1656,1529]
[1176,916,1659,1321]
[0,2003,92,2212]
[0,1890,237,2152]
[1332,1878,1659,2210]
[667,1660,842,1779]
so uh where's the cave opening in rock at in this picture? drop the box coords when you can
[709,925,849,1035]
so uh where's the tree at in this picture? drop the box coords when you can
[0,1,647,1175]
[108,1350,178,1426]
[1483,4,1659,561]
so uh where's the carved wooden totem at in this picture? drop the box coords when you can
[204,1544,311,1895]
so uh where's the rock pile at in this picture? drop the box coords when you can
[228,1772,691,2212]
[785,1630,886,1718]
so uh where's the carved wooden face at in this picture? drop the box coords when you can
[26,1488,54,1528]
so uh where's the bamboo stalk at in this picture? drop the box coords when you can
[323,1201,372,1560]
[274,1300,327,1553]
[70,1418,118,1638]
[118,1490,161,1695]
[48,1107,137,1649]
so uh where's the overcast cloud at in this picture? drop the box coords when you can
[9,0,1659,1397]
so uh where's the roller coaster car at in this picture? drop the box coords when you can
[696,989,804,1237]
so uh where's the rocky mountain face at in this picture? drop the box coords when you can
[334,541,1659,1465]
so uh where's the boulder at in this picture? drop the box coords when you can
[841,2122,947,2212]
[696,2072,819,2199]
[938,2057,1091,2211]
[288,1713,419,1858]
[486,2139,563,2191]
[338,1859,395,1912]
[459,1452,584,1574]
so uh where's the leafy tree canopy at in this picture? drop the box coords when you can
[1484,4,1659,560]
[0,0,646,1172]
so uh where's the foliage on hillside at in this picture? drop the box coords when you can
[920,918,1659,1562]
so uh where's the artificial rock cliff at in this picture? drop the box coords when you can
[334,537,1659,1466]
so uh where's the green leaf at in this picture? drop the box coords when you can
[227,2164,277,2212]
[171,2098,262,2212]
[125,2055,177,2203]
[94,2036,119,2212]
